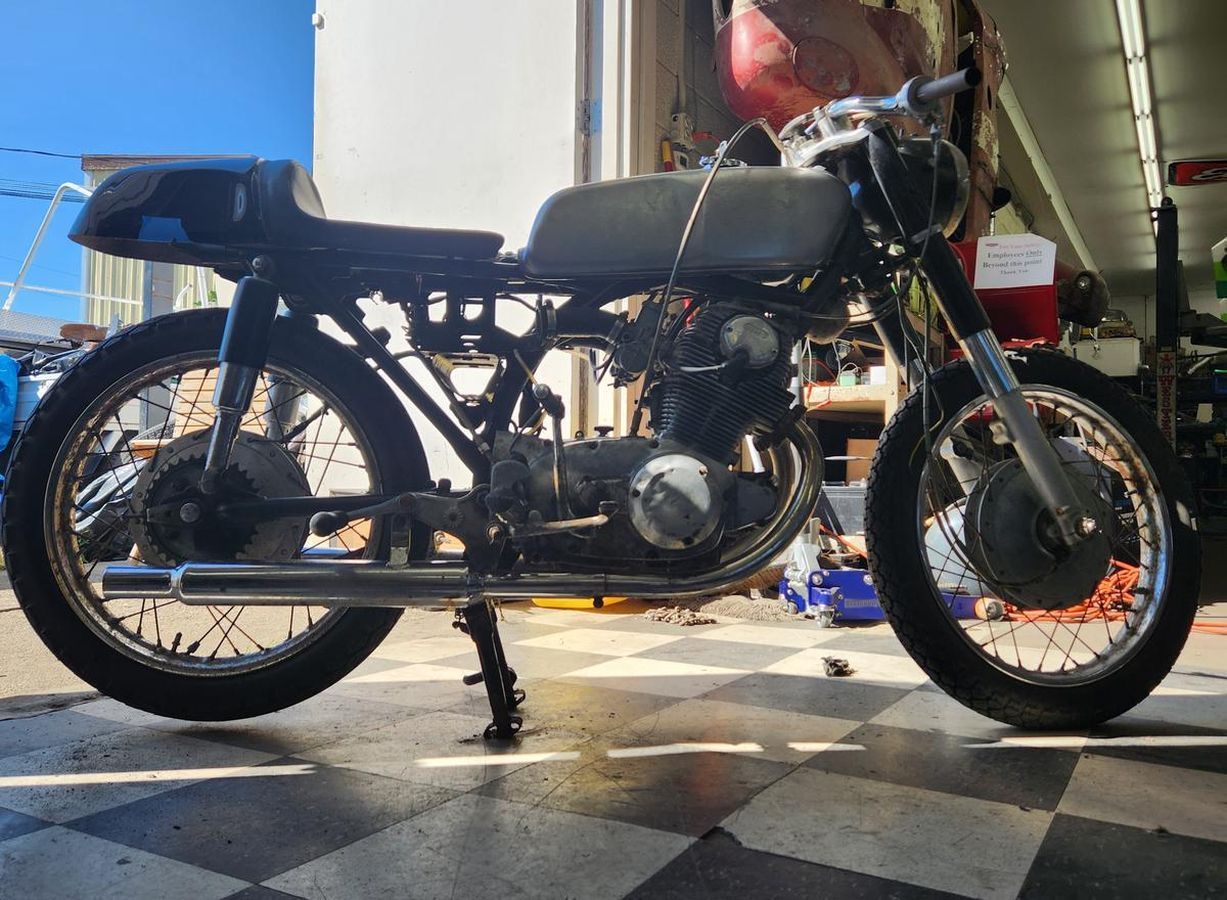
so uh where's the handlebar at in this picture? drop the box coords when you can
[913,67,982,105]
[779,66,984,156]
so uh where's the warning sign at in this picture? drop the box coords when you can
[973,234,1057,290]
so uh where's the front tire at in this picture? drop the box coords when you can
[866,350,1200,729]
[3,309,431,720]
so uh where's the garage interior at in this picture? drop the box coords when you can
[2,1,1226,898]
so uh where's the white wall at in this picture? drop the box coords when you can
[1114,288,1226,347]
[313,1,581,247]
[312,1,584,485]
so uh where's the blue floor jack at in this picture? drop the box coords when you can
[781,541,978,628]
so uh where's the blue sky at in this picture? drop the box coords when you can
[0,0,314,320]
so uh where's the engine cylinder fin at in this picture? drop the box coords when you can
[655,304,794,463]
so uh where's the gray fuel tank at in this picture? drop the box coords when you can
[521,166,852,280]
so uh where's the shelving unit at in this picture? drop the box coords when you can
[802,314,943,487]
[804,364,903,422]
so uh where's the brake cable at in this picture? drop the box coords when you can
[628,117,780,435]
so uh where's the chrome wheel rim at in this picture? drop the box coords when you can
[46,351,384,676]
[915,385,1171,686]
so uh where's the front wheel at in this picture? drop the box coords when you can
[866,349,1200,729]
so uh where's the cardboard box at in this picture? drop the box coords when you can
[845,438,878,482]
[1071,337,1142,378]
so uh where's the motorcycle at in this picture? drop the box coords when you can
[3,69,1199,738]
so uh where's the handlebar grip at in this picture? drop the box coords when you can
[915,67,983,105]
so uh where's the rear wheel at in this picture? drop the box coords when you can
[866,350,1200,729]
[3,309,430,720]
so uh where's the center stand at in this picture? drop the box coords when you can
[453,600,526,739]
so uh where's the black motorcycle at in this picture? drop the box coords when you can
[3,69,1199,738]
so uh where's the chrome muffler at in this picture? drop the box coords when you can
[102,420,821,607]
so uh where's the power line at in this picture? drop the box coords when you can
[0,252,81,280]
[0,146,81,160]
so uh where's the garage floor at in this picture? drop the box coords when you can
[1,599,1225,900]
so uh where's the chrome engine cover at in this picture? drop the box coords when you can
[499,433,768,569]
[627,452,724,550]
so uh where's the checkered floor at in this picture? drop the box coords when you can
[2,599,1226,899]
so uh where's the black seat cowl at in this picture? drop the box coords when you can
[70,156,504,265]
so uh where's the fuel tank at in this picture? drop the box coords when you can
[521,167,852,280]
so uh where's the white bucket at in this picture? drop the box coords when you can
[14,372,61,431]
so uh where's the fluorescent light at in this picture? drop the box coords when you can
[1115,0,1145,58]
[1135,117,1156,163]
[998,77,1098,269]
[1115,0,1162,233]
[1143,160,1162,195]
[1126,59,1151,117]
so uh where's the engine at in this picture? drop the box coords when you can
[653,303,796,463]
[491,302,796,571]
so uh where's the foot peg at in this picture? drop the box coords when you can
[461,667,525,708]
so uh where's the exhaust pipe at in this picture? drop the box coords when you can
[103,421,821,607]
[101,560,476,607]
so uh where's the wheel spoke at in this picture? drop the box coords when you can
[47,353,383,677]
[915,386,1168,685]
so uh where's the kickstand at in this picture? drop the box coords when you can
[454,600,526,739]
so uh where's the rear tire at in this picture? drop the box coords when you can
[865,350,1200,729]
[3,309,431,720]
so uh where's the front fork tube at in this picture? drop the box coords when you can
[862,121,1092,548]
[958,329,1092,547]
[200,275,280,494]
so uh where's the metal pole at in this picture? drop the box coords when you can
[0,281,142,308]
[1155,198,1179,446]
[2,182,93,311]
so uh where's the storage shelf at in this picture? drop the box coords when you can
[804,381,894,418]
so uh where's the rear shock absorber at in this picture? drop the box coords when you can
[199,266,280,493]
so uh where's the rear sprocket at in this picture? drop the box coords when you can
[129,429,311,566]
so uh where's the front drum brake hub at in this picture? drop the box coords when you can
[964,458,1114,611]
[130,430,311,567]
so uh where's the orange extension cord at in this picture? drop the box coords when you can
[1001,560,1226,635]
[818,523,1227,636]
[1001,560,1138,626]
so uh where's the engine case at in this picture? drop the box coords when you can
[493,303,793,572]
[522,437,730,565]
[498,434,776,571]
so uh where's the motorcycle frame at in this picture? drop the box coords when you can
[89,70,1115,740]
[210,257,854,488]
[109,108,1095,604]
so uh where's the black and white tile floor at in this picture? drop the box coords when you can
[2,600,1225,899]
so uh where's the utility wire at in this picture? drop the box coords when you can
[0,146,81,160]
